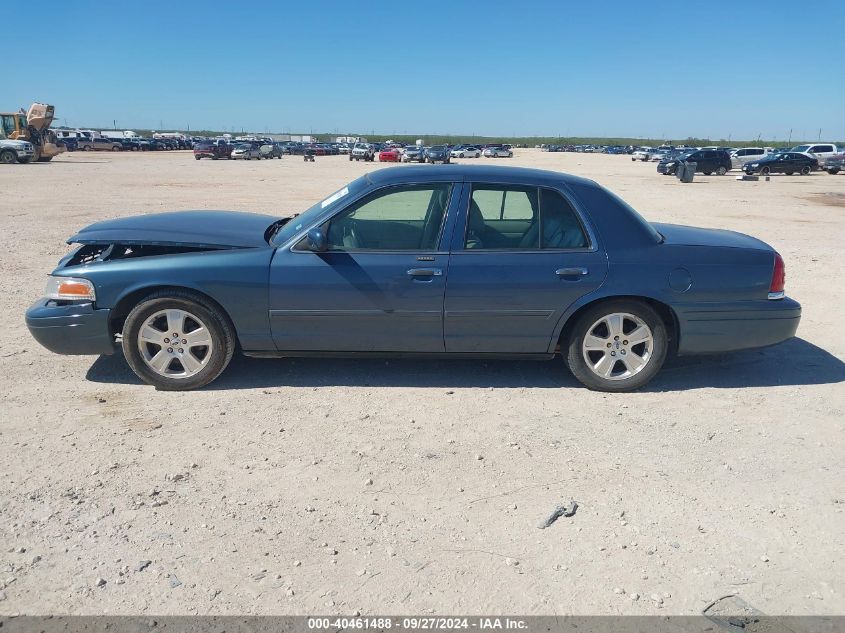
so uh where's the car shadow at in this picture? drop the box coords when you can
[85,337,844,392]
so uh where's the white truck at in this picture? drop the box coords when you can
[0,138,35,164]
[790,143,839,168]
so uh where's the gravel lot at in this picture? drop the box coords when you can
[0,149,843,615]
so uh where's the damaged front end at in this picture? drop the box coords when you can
[60,242,228,267]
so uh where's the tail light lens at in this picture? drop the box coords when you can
[769,252,785,300]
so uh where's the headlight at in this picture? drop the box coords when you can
[44,276,96,301]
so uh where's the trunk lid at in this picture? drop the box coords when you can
[652,222,772,251]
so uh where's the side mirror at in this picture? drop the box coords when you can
[306,228,327,252]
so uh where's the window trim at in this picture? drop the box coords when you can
[291,182,455,254]
[460,183,595,253]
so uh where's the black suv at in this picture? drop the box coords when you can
[658,149,732,176]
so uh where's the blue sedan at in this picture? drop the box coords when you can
[25,165,800,392]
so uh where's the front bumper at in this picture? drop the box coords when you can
[676,297,801,355]
[25,299,115,355]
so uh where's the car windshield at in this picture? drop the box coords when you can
[270,176,369,246]
[430,145,445,151]
[791,145,811,153]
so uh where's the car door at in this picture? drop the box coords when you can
[443,182,608,353]
[268,182,459,352]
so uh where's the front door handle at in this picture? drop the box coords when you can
[556,267,588,278]
[407,268,443,277]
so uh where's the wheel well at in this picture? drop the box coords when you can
[557,296,679,354]
[108,286,237,343]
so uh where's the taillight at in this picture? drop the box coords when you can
[769,252,785,300]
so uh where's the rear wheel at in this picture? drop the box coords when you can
[122,291,235,391]
[800,166,811,175]
[566,300,668,392]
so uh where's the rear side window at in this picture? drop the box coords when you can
[540,189,588,249]
[472,188,534,220]
[465,186,587,250]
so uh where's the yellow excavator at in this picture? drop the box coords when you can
[0,103,64,162]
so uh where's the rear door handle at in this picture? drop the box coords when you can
[407,268,443,277]
[556,267,588,277]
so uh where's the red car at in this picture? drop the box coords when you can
[378,147,401,162]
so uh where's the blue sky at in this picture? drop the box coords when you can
[7,1,843,140]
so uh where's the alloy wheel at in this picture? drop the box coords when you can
[581,312,654,380]
[137,309,214,378]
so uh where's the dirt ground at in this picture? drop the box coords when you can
[0,149,843,616]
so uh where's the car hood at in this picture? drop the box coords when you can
[67,210,278,248]
[652,222,771,251]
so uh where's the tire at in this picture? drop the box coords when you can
[195,155,201,160]
[702,171,712,176]
[122,291,235,391]
[828,168,840,175]
[800,166,811,175]
[760,166,770,176]
[0,149,16,164]
[565,300,668,392]
[716,166,727,176]
[17,157,30,164]
[784,171,793,176]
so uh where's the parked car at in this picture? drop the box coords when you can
[259,143,283,159]
[425,145,451,163]
[378,147,401,162]
[483,146,513,158]
[92,137,122,151]
[790,143,839,168]
[193,141,231,160]
[230,143,261,160]
[24,165,800,393]
[0,138,35,164]
[452,146,481,158]
[338,144,351,154]
[730,147,771,170]
[744,152,819,176]
[657,149,732,176]
[76,136,94,151]
[631,147,653,161]
[824,152,844,174]
[402,146,426,163]
[350,143,375,162]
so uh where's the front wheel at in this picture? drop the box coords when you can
[716,166,727,176]
[760,166,770,176]
[800,166,811,175]
[828,168,840,175]
[122,291,235,390]
[566,300,668,392]
[0,149,16,164]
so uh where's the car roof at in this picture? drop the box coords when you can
[365,164,596,188]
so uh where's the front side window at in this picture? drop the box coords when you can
[325,184,451,251]
[465,185,587,250]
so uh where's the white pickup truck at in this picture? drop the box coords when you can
[790,143,839,168]
[0,138,35,164]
